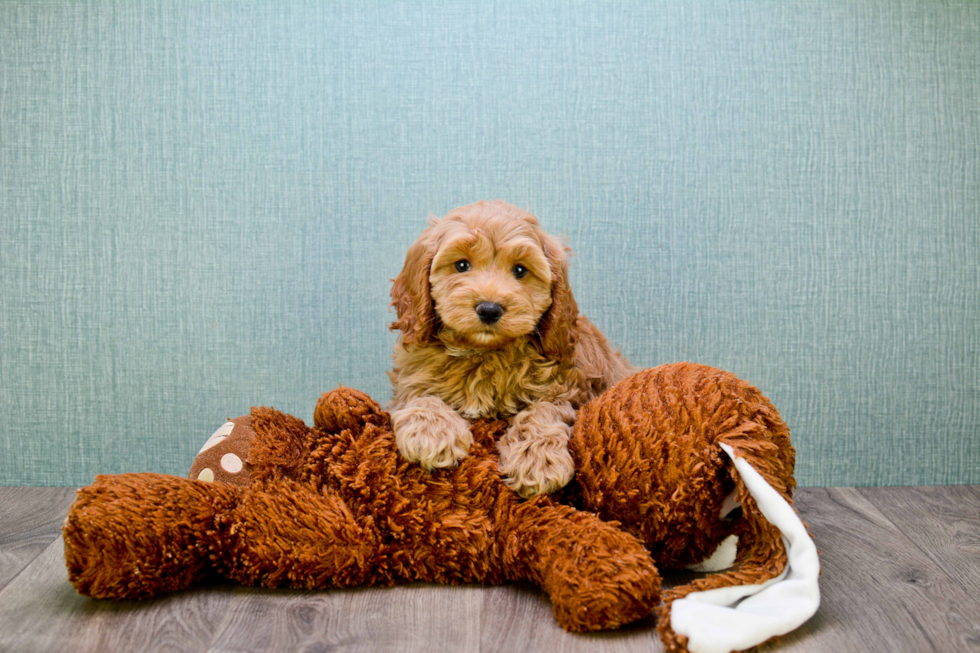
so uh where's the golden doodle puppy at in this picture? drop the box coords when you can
[388,200,635,498]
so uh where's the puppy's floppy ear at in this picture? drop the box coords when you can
[390,219,441,345]
[534,228,579,363]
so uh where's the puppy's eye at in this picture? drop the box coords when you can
[454,260,471,273]
[513,264,528,279]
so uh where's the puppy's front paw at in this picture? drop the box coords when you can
[391,397,473,471]
[498,419,575,499]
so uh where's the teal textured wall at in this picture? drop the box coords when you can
[1,1,977,487]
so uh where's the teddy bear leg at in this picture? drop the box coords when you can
[498,500,661,632]
[215,478,382,590]
[64,473,241,599]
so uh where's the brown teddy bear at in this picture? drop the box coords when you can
[64,386,661,633]
[63,363,819,653]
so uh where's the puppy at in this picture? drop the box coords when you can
[388,200,634,497]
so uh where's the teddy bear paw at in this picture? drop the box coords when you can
[315,387,386,433]
[391,397,473,470]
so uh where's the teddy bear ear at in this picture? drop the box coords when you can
[534,229,579,363]
[389,223,441,346]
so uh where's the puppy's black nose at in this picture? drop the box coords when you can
[475,302,504,324]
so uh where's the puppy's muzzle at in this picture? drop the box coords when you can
[475,302,505,325]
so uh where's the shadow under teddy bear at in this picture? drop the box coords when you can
[63,363,819,653]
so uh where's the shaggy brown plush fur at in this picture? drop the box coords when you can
[64,362,803,651]
[64,387,661,632]
[570,362,797,652]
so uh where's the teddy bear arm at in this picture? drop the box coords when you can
[497,500,662,632]
[314,386,389,433]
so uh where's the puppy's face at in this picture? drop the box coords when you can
[428,214,553,348]
[391,200,579,360]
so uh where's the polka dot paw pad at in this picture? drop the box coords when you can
[220,453,243,473]
[199,421,235,453]
[188,415,256,486]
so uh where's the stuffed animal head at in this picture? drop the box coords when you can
[569,363,818,653]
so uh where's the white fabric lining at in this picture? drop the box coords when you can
[686,534,739,573]
[670,443,821,653]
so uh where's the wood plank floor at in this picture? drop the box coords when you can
[0,486,978,652]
